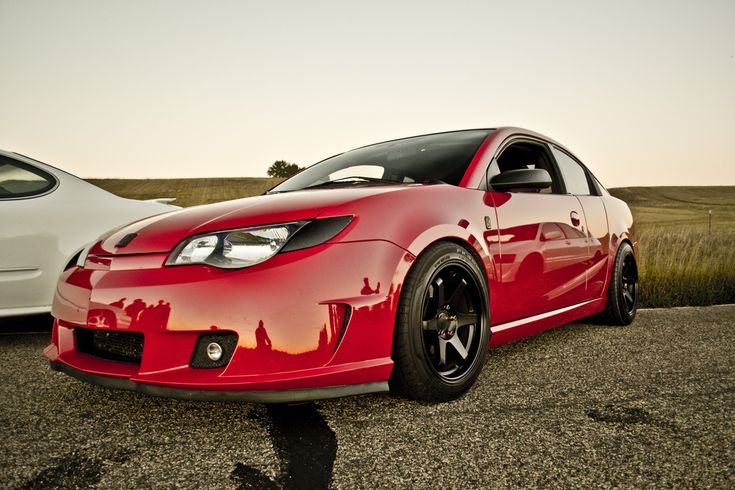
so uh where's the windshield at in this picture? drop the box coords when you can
[269,130,492,193]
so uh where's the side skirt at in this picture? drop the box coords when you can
[488,298,605,347]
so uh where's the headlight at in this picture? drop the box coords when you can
[166,222,306,269]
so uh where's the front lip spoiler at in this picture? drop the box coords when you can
[49,361,389,404]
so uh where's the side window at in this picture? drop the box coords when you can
[558,222,587,239]
[487,141,563,194]
[540,222,565,241]
[0,156,57,199]
[551,147,592,195]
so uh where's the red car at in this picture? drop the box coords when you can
[45,128,638,402]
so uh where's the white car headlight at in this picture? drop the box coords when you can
[166,222,306,269]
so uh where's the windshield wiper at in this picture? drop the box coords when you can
[300,176,401,191]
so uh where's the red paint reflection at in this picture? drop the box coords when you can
[124,299,146,326]
[360,277,381,295]
[87,298,171,330]
[255,319,272,351]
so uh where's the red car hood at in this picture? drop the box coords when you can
[91,186,407,255]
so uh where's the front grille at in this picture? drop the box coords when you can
[75,328,144,363]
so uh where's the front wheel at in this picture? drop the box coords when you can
[598,242,638,325]
[390,242,490,402]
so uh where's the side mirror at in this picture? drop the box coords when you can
[489,168,552,192]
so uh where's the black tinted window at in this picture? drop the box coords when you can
[551,147,591,195]
[0,156,57,198]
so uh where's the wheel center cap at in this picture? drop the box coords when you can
[437,311,458,340]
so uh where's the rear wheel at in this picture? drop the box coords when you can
[390,242,490,402]
[598,242,638,325]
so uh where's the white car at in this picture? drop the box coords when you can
[0,150,179,318]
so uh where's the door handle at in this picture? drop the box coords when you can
[570,211,581,227]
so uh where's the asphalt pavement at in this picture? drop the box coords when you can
[1,305,733,489]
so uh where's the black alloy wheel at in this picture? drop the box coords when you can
[391,241,490,402]
[421,265,482,381]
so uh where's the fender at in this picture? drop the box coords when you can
[404,223,497,286]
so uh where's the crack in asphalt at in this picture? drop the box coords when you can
[232,403,337,490]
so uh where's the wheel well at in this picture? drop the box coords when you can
[406,238,493,324]
[618,239,638,278]
[518,252,543,279]
[430,237,490,286]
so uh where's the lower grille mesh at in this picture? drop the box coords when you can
[76,328,144,363]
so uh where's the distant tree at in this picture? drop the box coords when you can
[267,160,303,178]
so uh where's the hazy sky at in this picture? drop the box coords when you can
[1,0,733,187]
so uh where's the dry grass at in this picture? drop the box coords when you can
[637,227,735,307]
[610,186,735,307]
[87,179,735,308]
[87,177,284,208]
[609,186,735,233]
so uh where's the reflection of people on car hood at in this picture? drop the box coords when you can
[255,320,272,350]
[119,298,170,328]
[110,297,126,309]
[139,300,171,329]
[361,277,380,295]
[124,299,146,327]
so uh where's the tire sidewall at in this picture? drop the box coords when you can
[612,242,637,324]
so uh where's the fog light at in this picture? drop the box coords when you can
[206,342,223,361]
[191,332,237,368]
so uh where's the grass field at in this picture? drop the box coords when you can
[88,179,734,308]
[609,186,735,233]
[87,178,284,207]
[607,186,735,308]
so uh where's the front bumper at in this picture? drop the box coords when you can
[45,240,414,400]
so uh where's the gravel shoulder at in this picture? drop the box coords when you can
[1,306,733,488]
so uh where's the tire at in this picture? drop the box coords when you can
[598,242,638,325]
[390,241,490,402]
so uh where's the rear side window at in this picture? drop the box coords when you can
[551,147,592,195]
[0,155,57,199]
